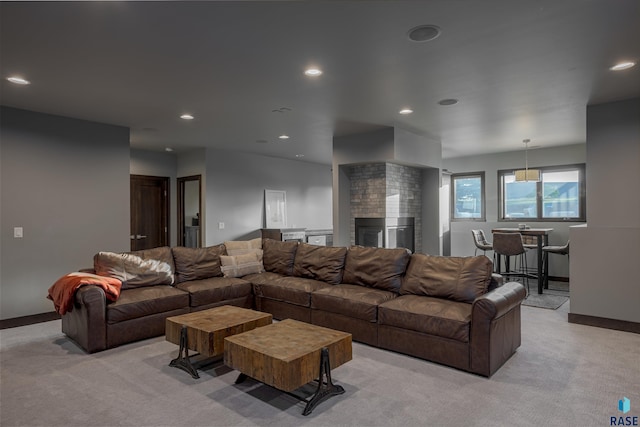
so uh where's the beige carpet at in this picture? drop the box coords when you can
[1,301,639,427]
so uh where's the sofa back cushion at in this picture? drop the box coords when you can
[262,239,298,276]
[293,243,348,285]
[94,246,175,289]
[400,254,493,303]
[172,244,226,283]
[342,246,412,292]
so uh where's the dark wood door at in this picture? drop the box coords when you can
[130,175,169,251]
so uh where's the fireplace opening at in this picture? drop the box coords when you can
[355,217,414,252]
[355,218,385,248]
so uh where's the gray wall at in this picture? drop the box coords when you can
[571,98,640,323]
[1,108,333,320]
[204,149,333,244]
[130,149,178,247]
[443,143,586,278]
[0,107,130,320]
[422,168,442,255]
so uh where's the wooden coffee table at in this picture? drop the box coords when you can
[224,319,352,415]
[165,305,272,378]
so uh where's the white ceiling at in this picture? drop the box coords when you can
[1,1,639,165]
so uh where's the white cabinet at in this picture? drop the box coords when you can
[307,235,327,246]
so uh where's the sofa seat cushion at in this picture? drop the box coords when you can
[311,284,396,322]
[253,276,332,307]
[106,286,188,324]
[378,295,472,343]
[176,277,252,308]
[242,271,285,284]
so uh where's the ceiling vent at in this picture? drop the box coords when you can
[407,25,441,42]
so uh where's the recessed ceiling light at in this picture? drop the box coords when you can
[295,154,305,158]
[271,107,292,113]
[609,61,636,71]
[278,134,290,140]
[304,68,323,77]
[407,25,441,42]
[180,114,194,120]
[438,98,459,106]
[399,108,414,115]
[165,147,174,152]
[7,76,30,85]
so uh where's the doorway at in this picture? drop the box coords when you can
[178,175,202,247]
[130,175,169,251]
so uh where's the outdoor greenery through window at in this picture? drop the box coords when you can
[451,172,485,221]
[499,164,586,221]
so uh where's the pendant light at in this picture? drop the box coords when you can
[514,139,540,182]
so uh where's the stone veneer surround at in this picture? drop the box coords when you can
[349,163,422,252]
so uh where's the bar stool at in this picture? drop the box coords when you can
[519,234,538,276]
[471,230,493,256]
[542,240,570,289]
[493,232,529,296]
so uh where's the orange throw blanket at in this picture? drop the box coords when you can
[47,272,122,315]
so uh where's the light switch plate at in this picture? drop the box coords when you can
[14,227,23,238]
[218,222,225,230]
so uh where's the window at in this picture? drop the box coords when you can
[499,164,586,221]
[451,172,485,221]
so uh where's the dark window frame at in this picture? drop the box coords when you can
[498,163,586,222]
[451,172,486,222]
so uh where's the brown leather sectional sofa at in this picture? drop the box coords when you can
[61,238,525,377]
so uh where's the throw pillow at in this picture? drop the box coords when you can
[172,244,226,283]
[400,254,493,303]
[224,237,262,253]
[220,252,264,278]
[224,238,263,262]
[94,251,174,289]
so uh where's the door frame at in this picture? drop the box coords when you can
[177,175,202,247]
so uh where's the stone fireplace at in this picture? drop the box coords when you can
[349,163,422,252]
[355,217,415,252]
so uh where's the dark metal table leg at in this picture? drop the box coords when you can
[169,325,200,379]
[234,373,248,384]
[302,347,345,416]
[537,235,544,294]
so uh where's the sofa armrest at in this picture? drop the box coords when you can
[473,281,525,320]
[469,281,526,376]
[61,285,107,353]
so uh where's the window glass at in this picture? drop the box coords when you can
[452,174,484,220]
[503,174,538,218]
[542,170,580,218]
[499,164,585,222]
